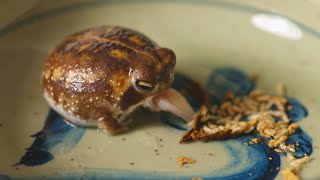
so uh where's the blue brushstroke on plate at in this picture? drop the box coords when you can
[11,67,312,180]
[287,127,313,158]
[15,110,86,166]
[0,175,10,180]
[206,67,255,98]
[286,97,308,123]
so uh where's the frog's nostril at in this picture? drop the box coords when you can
[156,48,176,65]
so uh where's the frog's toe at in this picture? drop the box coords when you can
[97,117,129,135]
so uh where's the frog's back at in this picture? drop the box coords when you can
[41,26,159,123]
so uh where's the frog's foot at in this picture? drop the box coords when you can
[120,117,133,126]
[97,117,129,135]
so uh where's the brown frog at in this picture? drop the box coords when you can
[41,26,194,134]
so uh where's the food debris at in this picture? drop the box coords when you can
[281,168,299,180]
[274,148,282,153]
[249,73,259,81]
[176,156,195,167]
[276,82,286,97]
[290,155,310,173]
[180,82,300,154]
[249,138,260,144]
[179,79,311,178]
[180,86,295,148]
[192,178,203,180]
[286,153,296,161]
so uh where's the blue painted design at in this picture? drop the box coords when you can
[0,175,10,180]
[286,97,308,122]
[9,135,281,180]
[206,67,255,98]
[287,128,313,158]
[16,110,86,166]
[220,136,280,180]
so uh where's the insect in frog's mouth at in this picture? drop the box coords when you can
[145,88,194,121]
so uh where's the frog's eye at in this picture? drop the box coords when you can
[135,80,154,93]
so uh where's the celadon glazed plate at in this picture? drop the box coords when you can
[0,1,319,179]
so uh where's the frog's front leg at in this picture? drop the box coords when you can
[97,116,129,135]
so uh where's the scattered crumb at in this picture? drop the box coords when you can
[269,157,273,160]
[287,105,293,111]
[159,139,163,141]
[281,168,299,180]
[290,156,310,173]
[15,167,19,170]
[154,149,158,152]
[70,158,74,161]
[288,123,298,134]
[176,156,195,167]
[249,138,260,144]
[274,149,282,153]
[244,143,248,146]
[192,178,203,180]
[249,73,259,81]
[306,97,315,104]
[156,153,159,155]
[208,153,214,156]
[287,153,296,161]
[160,145,164,147]
[88,146,91,150]
[276,167,280,170]
[276,82,286,97]
[130,162,134,165]
[122,138,126,141]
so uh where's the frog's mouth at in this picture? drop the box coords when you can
[145,88,194,122]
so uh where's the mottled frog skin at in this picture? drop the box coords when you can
[42,26,176,134]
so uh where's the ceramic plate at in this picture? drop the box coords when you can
[0,1,319,179]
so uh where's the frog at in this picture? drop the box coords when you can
[41,26,194,135]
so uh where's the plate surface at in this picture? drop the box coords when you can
[0,1,319,179]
